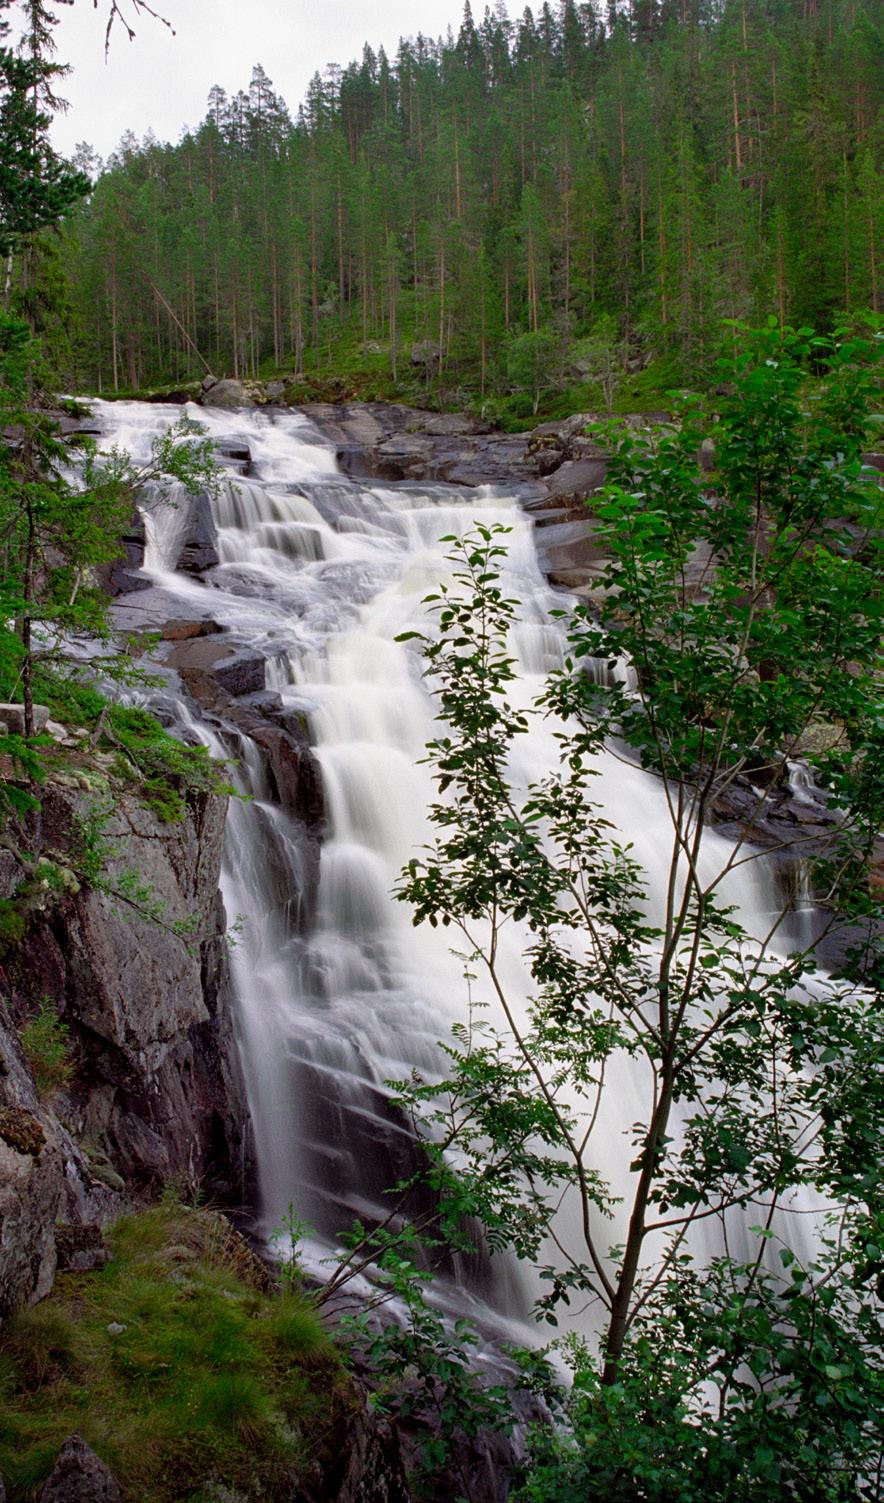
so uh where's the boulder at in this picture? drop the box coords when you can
[545,457,609,500]
[160,619,222,642]
[216,438,252,465]
[409,340,441,373]
[264,379,287,402]
[39,1435,123,1503]
[45,720,78,747]
[164,636,266,698]
[414,412,476,437]
[200,379,253,411]
[0,704,49,734]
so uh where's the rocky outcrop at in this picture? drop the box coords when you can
[0,1101,63,1313]
[0,780,251,1317]
[295,1394,411,1503]
[38,1436,123,1503]
[300,402,540,490]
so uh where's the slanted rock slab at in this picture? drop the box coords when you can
[39,1435,123,1503]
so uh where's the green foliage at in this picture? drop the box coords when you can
[392,328,882,1497]
[0,16,88,259]
[505,329,562,415]
[0,301,222,825]
[104,704,228,822]
[0,1203,342,1503]
[271,1203,312,1296]
[517,1224,884,1501]
[18,997,72,1098]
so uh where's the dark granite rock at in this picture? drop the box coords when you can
[545,456,609,500]
[216,438,252,465]
[0,778,251,1312]
[164,636,266,698]
[180,669,325,837]
[0,1103,62,1313]
[295,1389,411,1503]
[108,584,222,632]
[39,1435,123,1503]
[0,704,50,734]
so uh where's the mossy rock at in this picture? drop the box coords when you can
[0,1107,45,1158]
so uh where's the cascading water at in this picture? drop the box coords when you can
[91,399,809,1334]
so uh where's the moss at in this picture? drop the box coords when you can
[0,1204,348,1503]
[0,1105,45,1157]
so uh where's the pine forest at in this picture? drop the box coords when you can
[62,0,882,418]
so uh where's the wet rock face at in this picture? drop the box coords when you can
[300,403,612,595]
[164,634,267,697]
[302,402,537,489]
[176,666,325,912]
[0,782,251,1315]
[177,492,221,574]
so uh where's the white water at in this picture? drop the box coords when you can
[93,400,813,1333]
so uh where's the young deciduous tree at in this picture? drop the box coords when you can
[394,324,882,1498]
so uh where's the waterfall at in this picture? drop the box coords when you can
[91,399,813,1336]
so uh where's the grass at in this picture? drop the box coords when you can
[17,999,73,1098]
[0,1204,352,1503]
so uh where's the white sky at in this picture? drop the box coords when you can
[10,0,461,160]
